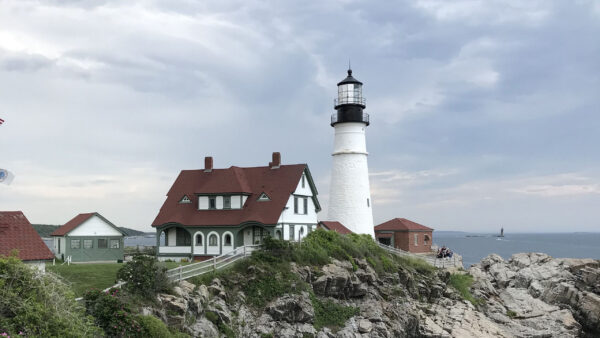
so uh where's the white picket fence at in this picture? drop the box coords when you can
[377,243,463,269]
[166,245,259,282]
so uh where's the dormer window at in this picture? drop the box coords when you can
[209,196,216,209]
[179,195,191,204]
[258,193,270,201]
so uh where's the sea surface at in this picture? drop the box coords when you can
[434,232,600,267]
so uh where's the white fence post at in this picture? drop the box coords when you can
[178,266,182,281]
[212,256,216,272]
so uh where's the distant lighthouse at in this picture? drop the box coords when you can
[327,69,375,237]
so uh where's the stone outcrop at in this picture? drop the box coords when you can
[467,252,600,337]
[145,252,599,337]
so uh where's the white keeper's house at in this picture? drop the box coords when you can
[152,152,321,261]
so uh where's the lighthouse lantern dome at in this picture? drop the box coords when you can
[335,69,365,108]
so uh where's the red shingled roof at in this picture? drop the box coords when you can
[0,211,54,261]
[319,221,353,234]
[152,164,319,227]
[375,218,433,232]
[51,212,95,236]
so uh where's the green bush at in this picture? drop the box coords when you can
[311,294,359,331]
[0,255,100,337]
[448,273,483,306]
[137,315,173,337]
[83,288,143,336]
[117,254,172,299]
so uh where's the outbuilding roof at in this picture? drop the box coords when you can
[318,221,353,235]
[375,218,433,232]
[51,212,125,236]
[152,164,320,227]
[0,211,54,261]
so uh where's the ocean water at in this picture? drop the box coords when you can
[433,232,600,267]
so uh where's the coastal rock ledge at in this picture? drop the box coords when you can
[465,252,600,338]
[151,254,599,337]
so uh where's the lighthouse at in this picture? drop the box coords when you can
[327,69,375,237]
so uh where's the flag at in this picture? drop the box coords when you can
[0,169,15,185]
[0,118,4,125]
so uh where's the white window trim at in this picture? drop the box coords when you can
[207,231,220,247]
[222,231,234,247]
[194,231,204,247]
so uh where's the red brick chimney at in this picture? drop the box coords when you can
[269,152,281,169]
[204,156,213,172]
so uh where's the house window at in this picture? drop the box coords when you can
[179,195,191,204]
[223,196,231,209]
[289,225,295,241]
[98,239,107,248]
[110,239,120,249]
[303,197,308,214]
[414,234,418,246]
[224,234,232,246]
[71,239,80,249]
[209,196,216,209]
[258,193,270,201]
[84,239,93,249]
[209,234,218,246]
[302,174,306,188]
[196,234,203,246]
[294,197,299,214]
[275,229,282,239]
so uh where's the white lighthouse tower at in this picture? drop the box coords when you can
[327,69,374,237]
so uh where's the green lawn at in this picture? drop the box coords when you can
[47,263,123,297]
[47,261,190,297]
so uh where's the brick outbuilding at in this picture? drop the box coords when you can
[374,218,433,253]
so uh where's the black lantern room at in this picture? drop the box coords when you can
[331,69,370,126]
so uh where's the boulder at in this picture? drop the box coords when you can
[357,319,372,333]
[188,317,219,337]
[266,292,314,323]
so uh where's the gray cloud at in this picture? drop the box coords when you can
[0,0,598,232]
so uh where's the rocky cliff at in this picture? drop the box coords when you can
[147,251,599,337]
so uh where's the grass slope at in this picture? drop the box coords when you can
[47,261,185,297]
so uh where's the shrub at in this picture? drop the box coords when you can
[506,310,517,318]
[137,315,172,337]
[448,273,483,306]
[83,288,143,336]
[117,254,172,299]
[311,294,359,331]
[0,255,100,337]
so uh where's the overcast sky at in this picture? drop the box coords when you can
[1,0,599,233]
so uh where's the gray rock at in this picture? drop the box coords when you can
[266,292,314,323]
[357,319,372,333]
[188,317,219,337]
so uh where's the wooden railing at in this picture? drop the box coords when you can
[166,245,259,282]
[377,243,463,269]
